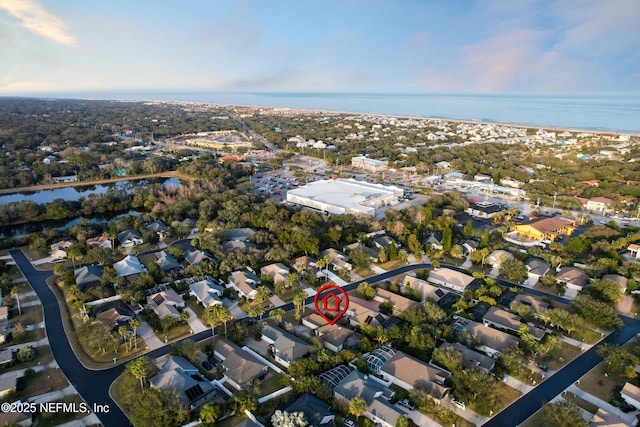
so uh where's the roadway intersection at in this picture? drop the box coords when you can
[10,249,639,427]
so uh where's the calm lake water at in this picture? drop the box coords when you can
[0,178,180,205]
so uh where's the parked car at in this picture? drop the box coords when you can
[208,355,222,366]
[398,398,415,410]
[343,419,356,427]
[535,362,549,372]
[620,403,637,413]
[202,360,214,371]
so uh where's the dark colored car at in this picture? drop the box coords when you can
[202,360,214,371]
[208,355,222,366]
[535,362,549,372]
[620,403,637,413]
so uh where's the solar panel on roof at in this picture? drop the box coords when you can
[185,384,204,401]
[152,294,165,305]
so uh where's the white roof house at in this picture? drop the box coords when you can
[189,278,224,307]
[113,255,148,278]
[427,268,475,293]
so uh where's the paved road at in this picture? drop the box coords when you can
[12,248,638,427]
[10,249,213,427]
[485,315,640,427]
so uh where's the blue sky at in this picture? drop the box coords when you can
[0,0,638,95]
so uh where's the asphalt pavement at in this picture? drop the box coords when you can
[11,248,639,427]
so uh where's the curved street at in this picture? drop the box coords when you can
[10,248,639,427]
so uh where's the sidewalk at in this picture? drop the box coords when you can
[3,337,49,351]
[20,300,41,308]
[560,335,593,351]
[504,374,535,393]
[57,413,103,427]
[568,383,638,426]
[31,384,76,404]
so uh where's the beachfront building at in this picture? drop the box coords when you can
[351,156,389,172]
[286,178,403,216]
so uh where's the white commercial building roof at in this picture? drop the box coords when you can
[286,178,403,216]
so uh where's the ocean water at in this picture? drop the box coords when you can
[45,91,640,133]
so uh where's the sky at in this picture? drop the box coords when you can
[0,0,639,95]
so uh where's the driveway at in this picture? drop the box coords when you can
[184,307,207,333]
[136,321,164,350]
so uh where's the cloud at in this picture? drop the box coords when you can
[0,0,76,46]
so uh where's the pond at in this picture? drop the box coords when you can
[0,178,180,205]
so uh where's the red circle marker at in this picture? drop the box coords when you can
[314,283,349,325]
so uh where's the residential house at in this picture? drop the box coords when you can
[621,382,640,409]
[460,238,479,256]
[320,248,352,271]
[422,231,443,251]
[86,235,112,250]
[0,375,16,397]
[401,275,449,303]
[512,294,549,314]
[345,296,388,328]
[146,220,168,239]
[283,393,335,426]
[513,216,577,241]
[486,250,514,268]
[316,323,356,353]
[437,342,495,373]
[94,301,135,329]
[189,277,224,307]
[260,263,290,284]
[453,318,520,358]
[428,268,476,293]
[221,241,259,251]
[224,227,257,242]
[343,242,379,262]
[113,255,148,278]
[74,265,103,291]
[50,239,74,261]
[555,266,589,290]
[585,196,614,213]
[261,324,311,368]
[302,313,326,331]
[292,255,318,276]
[331,369,405,427]
[367,346,450,400]
[524,258,550,277]
[149,356,215,408]
[373,235,399,250]
[117,229,143,248]
[482,306,545,341]
[146,288,185,320]
[466,201,502,218]
[185,249,215,266]
[227,270,261,300]
[590,408,629,427]
[155,250,183,273]
[213,340,268,390]
[602,274,629,293]
[627,243,640,260]
[374,288,420,316]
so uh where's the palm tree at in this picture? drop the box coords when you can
[129,357,150,391]
[129,318,140,350]
[105,219,118,253]
[348,396,367,425]
[269,308,286,326]
[199,403,221,425]
[160,315,177,335]
[256,286,270,303]
[180,310,190,321]
[315,255,331,279]
[118,326,130,351]
[216,305,232,335]
[293,291,307,316]
[10,286,21,315]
